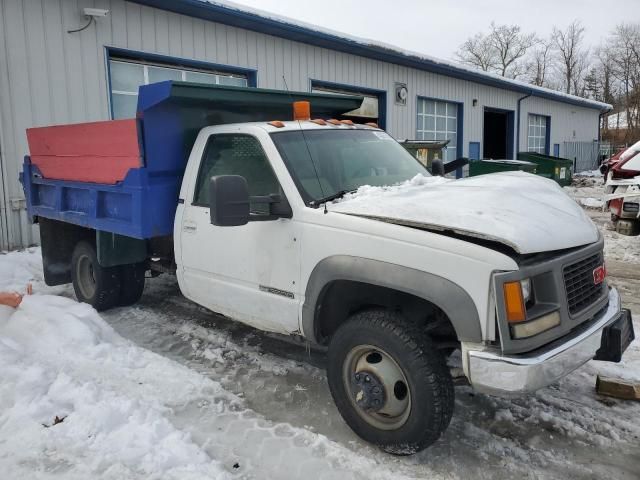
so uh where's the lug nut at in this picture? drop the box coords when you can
[365,376,370,382]
[373,387,380,394]
[354,373,360,381]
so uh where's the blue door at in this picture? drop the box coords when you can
[469,142,480,161]
[553,143,560,157]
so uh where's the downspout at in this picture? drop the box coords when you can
[516,91,533,157]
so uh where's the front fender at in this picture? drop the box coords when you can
[302,255,482,344]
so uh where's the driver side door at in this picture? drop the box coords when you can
[179,132,301,334]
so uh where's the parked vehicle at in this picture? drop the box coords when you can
[21,81,634,455]
[605,143,640,235]
[600,141,640,179]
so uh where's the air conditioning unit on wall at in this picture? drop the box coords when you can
[395,83,408,106]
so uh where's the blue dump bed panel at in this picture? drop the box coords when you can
[21,81,363,239]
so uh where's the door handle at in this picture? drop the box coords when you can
[183,221,197,233]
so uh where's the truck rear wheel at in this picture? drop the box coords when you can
[327,309,454,455]
[118,263,146,306]
[71,241,121,311]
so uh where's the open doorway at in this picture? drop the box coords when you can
[483,108,514,159]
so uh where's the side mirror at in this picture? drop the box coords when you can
[431,158,445,177]
[209,175,250,226]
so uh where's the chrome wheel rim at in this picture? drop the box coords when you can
[77,255,97,300]
[342,344,411,430]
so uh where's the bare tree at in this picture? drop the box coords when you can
[608,24,640,134]
[552,20,588,94]
[594,46,617,104]
[489,23,537,78]
[455,33,496,72]
[528,39,553,87]
[455,24,536,78]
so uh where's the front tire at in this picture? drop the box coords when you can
[327,309,454,455]
[71,241,121,311]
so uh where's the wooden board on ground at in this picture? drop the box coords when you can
[596,375,640,400]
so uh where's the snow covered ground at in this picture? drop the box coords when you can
[1,175,639,479]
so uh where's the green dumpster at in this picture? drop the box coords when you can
[399,140,450,171]
[517,152,573,186]
[469,159,537,176]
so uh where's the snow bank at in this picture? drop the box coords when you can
[579,197,605,209]
[0,294,230,479]
[575,170,602,177]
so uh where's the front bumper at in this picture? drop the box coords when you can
[465,288,628,396]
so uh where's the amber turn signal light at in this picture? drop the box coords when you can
[293,101,311,121]
[503,281,526,323]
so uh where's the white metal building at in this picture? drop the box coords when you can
[0,0,611,250]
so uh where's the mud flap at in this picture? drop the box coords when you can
[594,309,635,363]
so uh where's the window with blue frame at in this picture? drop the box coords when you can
[527,114,548,154]
[109,59,248,119]
[416,98,458,162]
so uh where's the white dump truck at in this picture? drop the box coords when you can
[22,82,634,454]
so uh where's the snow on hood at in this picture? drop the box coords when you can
[331,172,599,254]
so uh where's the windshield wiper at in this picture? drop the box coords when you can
[309,189,356,207]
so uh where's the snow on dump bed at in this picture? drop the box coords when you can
[0,251,413,480]
[331,172,599,254]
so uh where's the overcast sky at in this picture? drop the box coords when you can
[230,0,636,61]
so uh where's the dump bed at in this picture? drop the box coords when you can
[21,81,362,239]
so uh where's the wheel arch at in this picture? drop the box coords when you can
[301,256,482,345]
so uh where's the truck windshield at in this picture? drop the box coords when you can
[271,129,430,205]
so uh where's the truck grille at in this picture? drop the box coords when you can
[563,253,605,315]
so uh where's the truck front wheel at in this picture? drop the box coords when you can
[327,309,454,455]
[71,241,121,311]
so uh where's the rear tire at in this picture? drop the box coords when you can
[327,309,454,455]
[71,241,121,311]
[118,263,146,306]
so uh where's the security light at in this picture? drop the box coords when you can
[83,8,109,17]
[68,8,109,33]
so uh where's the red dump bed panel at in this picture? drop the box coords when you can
[26,119,141,184]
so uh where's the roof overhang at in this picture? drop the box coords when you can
[130,0,612,113]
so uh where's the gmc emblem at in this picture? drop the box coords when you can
[593,265,606,285]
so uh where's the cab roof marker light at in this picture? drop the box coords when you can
[293,101,311,121]
[310,119,327,125]
[340,119,354,125]
[268,121,285,128]
[365,122,379,128]
[326,119,342,126]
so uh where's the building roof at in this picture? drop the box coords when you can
[131,0,612,112]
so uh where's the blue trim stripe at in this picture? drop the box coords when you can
[129,0,610,112]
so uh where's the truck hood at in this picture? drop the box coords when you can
[331,172,598,254]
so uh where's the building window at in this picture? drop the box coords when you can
[109,59,248,119]
[416,98,458,162]
[528,114,548,154]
